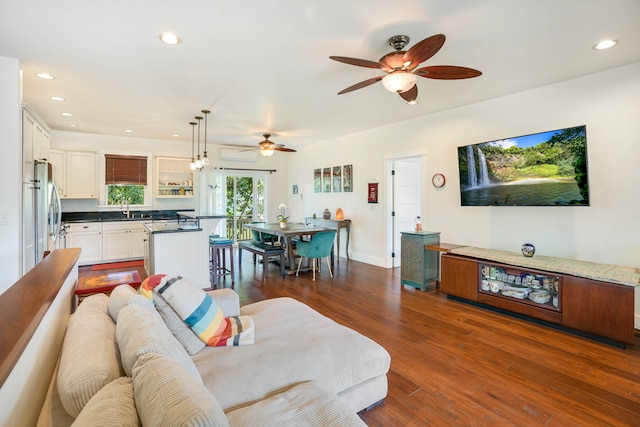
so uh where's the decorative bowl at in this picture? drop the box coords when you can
[521,243,535,257]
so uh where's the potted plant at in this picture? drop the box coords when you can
[276,203,289,228]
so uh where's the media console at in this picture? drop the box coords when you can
[439,246,639,347]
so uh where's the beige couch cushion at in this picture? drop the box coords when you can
[131,353,229,427]
[115,303,202,382]
[57,294,123,418]
[193,297,390,411]
[71,377,139,427]
[108,284,155,322]
[226,382,367,427]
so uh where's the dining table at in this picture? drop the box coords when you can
[242,222,334,275]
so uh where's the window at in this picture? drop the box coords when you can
[105,154,147,206]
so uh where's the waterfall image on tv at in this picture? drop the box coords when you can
[457,125,589,206]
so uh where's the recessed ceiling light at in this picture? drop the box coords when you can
[593,39,619,50]
[61,112,73,117]
[36,72,55,80]
[124,129,133,133]
[50,96,65,101]
[67,124,78,127]
[160,32,181,45]
[172,134,180,137]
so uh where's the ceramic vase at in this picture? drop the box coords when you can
[279,222,287,229]
[521,242,535,257]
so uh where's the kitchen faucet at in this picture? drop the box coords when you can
[120,197,130,219]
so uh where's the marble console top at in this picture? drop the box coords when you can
[449,246,640,288]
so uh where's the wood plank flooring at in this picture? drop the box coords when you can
[80,254,640,426]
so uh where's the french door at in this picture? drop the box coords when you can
[225,172,268,242]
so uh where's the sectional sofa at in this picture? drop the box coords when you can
[36,281,391,426]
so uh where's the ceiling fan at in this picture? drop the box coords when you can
[246,134,297,157]
[330,34,482,104]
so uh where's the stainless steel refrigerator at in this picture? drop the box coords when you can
[23,161,62,273]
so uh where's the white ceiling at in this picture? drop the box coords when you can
[1,0,639,151]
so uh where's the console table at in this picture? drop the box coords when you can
[304,218,351,261]
[440,246,639,346]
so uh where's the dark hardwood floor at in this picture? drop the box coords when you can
[80,254,640,426]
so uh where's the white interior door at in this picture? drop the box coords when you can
[392,158,422,268]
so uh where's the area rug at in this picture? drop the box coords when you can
[91,259,144,271]
[75,271,142,297]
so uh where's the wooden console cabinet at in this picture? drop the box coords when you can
[441,253,635,345]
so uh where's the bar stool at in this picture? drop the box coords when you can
[209,235,235,289]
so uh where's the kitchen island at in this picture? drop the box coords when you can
[144,211,226,288]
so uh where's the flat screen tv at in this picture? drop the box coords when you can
[457,125,589,206]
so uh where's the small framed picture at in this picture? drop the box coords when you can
[368,182,378,203]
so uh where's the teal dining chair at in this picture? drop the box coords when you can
[295,231,336,281]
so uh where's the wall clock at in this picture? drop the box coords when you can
[432,173,446,188]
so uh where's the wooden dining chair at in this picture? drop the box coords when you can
[295,231,336,281]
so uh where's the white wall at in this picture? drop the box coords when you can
[289,62,640,268]
[50,131,290,216]
[0,57,22,295]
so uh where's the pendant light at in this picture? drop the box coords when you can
[201,109,210,165]
[189,121,197,170]
[194,115,203,170]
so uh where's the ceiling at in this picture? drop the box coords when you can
[1,0,639,151]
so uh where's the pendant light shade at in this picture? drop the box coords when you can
[202,110,210,165]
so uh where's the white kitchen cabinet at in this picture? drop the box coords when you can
[49,149,96,198]
[65,222,103,265]
[102,221,145,261]
[22,106,50,183]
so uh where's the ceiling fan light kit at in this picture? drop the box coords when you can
[381,71,417,93]
[330,33,482,104]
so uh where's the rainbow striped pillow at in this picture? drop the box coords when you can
[156,276,253,347]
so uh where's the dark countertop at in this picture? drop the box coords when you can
[177,211,226,220]
[62,209,194,223]
[143,220,202,234]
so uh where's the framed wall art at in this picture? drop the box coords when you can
[314,169,321,193]
[368,182,378,203]
[332,166,342,192]
[343,164,352,192]
[323,167,332,192]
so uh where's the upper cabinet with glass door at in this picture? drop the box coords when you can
[156,157,194,198]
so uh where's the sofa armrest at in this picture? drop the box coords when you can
[205,288,240,318]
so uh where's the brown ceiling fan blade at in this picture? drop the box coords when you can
[337,76,383,95]
[415,65,482,80]
[403,34,446,70]
[274,147,296,152]
[329,56,382,69]
[399,84,418,102]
